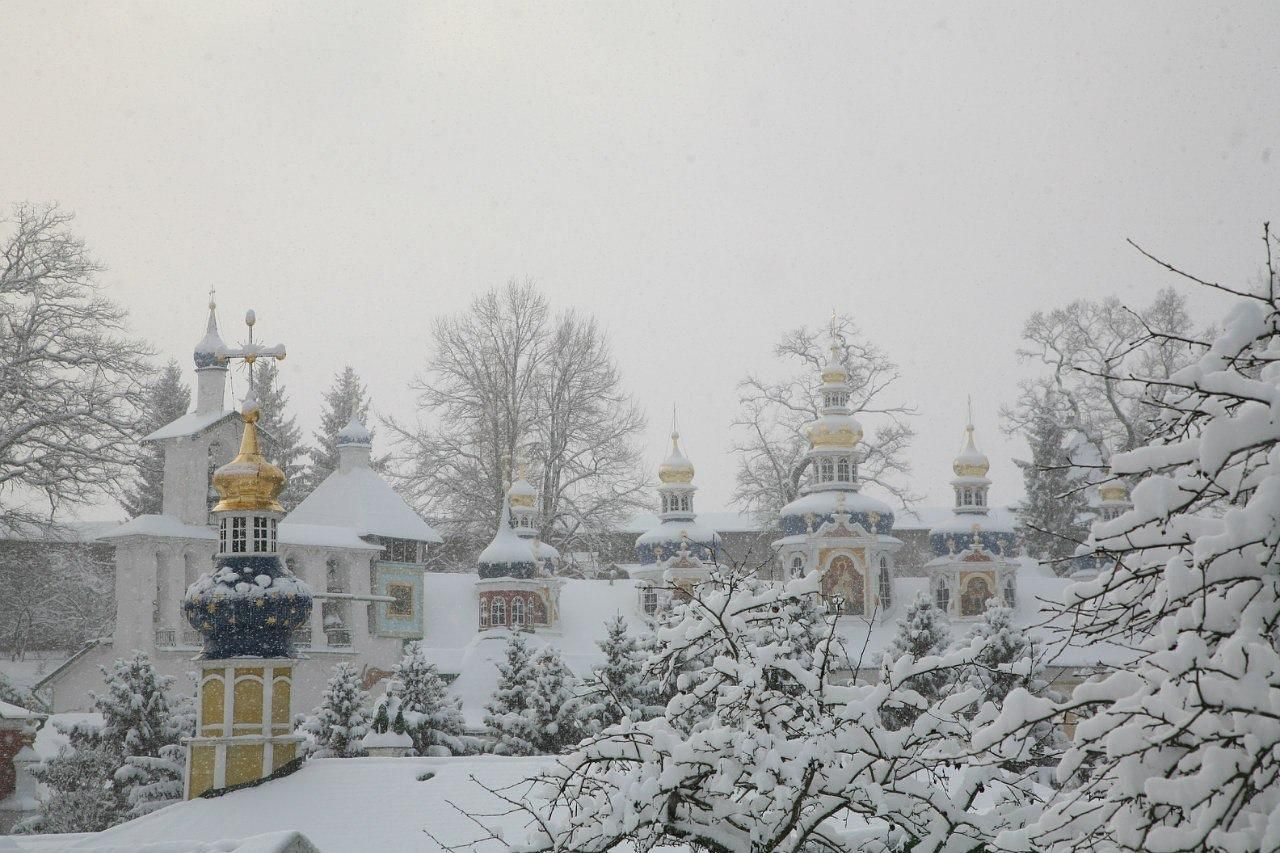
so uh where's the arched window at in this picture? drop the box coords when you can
[1003,578,1016,607]
[790,554,805,579]
[836,457,850,481]
[954,487,963,507]
[511,596,525,626]
[819,459,833,482]
[682,495,690,511]
[642,586,658,615]
[935,581,951,613]
[491,598,506,627]
[879,556,892,606]
[479,599,490,627]
[963,489,973,506]
[975,490,986,507]
[961,575,992,616]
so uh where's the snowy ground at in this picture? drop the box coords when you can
[20,756,561,852]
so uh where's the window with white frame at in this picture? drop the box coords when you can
[218,518,228,554]
[480,599,489,627]
[253,516,269,552]
[935,581,951,613]
[790,554,805,579]
[837,457,850,481]
[879,556,892,606]
[231,516,246,553]
[642,586,658,615]
[491,598,506,626]
[511,596,525,626]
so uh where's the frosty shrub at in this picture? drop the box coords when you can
[300,662,371,758]
[877,591,953,730]
[484,569,1043,852]
[484,633,585,756]
[20,651,192,833]
[991,230,1280,852]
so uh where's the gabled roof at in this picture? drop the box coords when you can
[285,465,442,544]
[143,409,239,442]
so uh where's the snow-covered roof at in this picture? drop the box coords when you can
[95,515,217,542]
[143,410,238,442]
[0,700,43,721]
[53,756,548,853]
[928,510,1017,536]
[285,466,442,544]
[621,510,770,534]
[779,489,894,520]
[634,518,720,547]
[336,416,371,446]
[893,505,1019,531]
[277,523,382,551]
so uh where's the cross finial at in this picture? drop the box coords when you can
[208,286,216,309]
[216,308,286,398]
[966,395,973,429]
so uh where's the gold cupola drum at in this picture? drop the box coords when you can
[181,311,311,799]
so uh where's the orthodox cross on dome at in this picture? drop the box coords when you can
[217,309,286,398]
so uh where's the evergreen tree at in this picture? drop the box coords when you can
[579,615,653,732]
[121,360,190,517]
[303,366,376,491]
[23,651,191,833]
[1013,384,1092,565]
[394,641,467,755]
[483,632,537,755]
[524,646,583,754]
[300,662,371,758]
[254,361,307,510]
[879,592,953,730]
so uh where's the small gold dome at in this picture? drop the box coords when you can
[508,466,537,509]
[212,405,286,513]
[952,425,990,478]
[809,415,863,449]
[820,343,848,384]
[658,432,695,484]
[1097,482,1128,502]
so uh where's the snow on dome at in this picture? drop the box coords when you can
[807,412,863,449]
[820,342,849,383]
[508,468,537,508]
[336,415,373,446]
[777,489,895,536]
[657,432,695,484]
[477,496,538,578]
[952,424,990,478]
[193,300,228,368]
[633,518,719,564]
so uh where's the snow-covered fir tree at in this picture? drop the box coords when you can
[300,662,371,758]
[959,601,1062,773]
[303,365,377,492]
[578,615,651,732]
[121,360,190,517]
[523,645,583,754]
[253,360,308,511]
[997,237,1280,852]
[393,641,467,755]
[511,570,1041,852]
[879,591,953,730]
[22,652,191,833]
[1014,384,1091,565]
[483,631,537,755]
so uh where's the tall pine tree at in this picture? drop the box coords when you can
[121,361,190,517]
[524,646,584,754]
[394,641,467,755]
[303,366,376,492]
[484,632,537,755]
[1014,385,1091,565]
[300,662,371,758]
[254,361,307,511]
[579,615,652,732]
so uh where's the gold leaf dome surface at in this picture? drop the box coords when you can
[952,424,990,477]
[212,406,286,513]
[658,432,695,484]
[808,415,863,449]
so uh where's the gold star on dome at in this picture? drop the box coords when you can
[254,599,265,608]
[201,621,211,629]
[206,602,217,614]
[266,616,277,625]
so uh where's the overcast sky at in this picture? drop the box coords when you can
[2,2,1278,521]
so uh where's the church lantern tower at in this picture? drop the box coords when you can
[476,491,564,632]
[632,429,718,614]
[774,341,899,617]
[1096,481,1131,521]
[182,318,311,799]
[925,409,1018,619]
[507,465,560,574]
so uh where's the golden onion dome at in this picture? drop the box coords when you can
[508,466,538,509]
[808,413,863,449]
[820,343,848,384]
[1097,482,1129,502]
[212,401,286,513]
[658,432,695,484]
[952,424,990,478]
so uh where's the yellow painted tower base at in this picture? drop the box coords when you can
[185,658,303,799]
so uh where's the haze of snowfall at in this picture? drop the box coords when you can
[1,208,1278,853]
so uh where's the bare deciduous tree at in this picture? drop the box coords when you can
[732,315,917,517]
[0,203,151,528]
[386,280,647,566]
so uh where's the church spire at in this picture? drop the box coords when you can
[952,400,992,513]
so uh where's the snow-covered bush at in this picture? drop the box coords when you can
[484,631,536,755]
[392,642,468,756]
[878,591,953,730]
[509,568,1040,852]
[995,237,1280,852]
[300,662,370,758]
[576,615,655,732]
[484,633,585,756]
[20,651,191,833]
